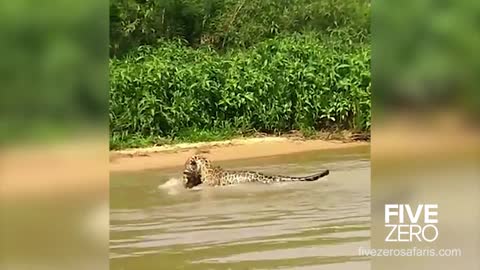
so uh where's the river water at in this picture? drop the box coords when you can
[110,146,370,269]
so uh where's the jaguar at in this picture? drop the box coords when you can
[183,155,329,189]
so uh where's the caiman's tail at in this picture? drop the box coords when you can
[274,169,330,182]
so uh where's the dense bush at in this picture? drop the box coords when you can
[110,0,370,56]
[110,33,370,148]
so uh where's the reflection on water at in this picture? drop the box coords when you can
[111,146,370,270]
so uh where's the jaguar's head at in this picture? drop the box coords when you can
[183,155,211,189]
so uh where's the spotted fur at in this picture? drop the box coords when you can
[183,155,329,189]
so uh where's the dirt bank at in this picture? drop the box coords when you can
[110,137,369,172]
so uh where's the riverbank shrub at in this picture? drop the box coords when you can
[110,0,370,57]
[110,33,370,149]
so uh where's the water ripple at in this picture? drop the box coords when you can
[110,150,371,269]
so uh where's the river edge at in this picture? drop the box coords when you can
[110,136,369,172]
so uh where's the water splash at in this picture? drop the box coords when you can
[157,177,184,195]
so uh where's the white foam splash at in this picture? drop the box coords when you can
[158,177,184,195]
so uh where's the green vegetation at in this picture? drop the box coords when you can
[110,0,371,149]
[110,0,370,56]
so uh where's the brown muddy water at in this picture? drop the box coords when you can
[110,146,370,270]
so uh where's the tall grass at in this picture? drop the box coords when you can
[110,33,370,149]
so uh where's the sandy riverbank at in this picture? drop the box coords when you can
[0,136,366,201]
[110,137,369,172]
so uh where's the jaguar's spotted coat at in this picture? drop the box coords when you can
[182,155,330,189]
